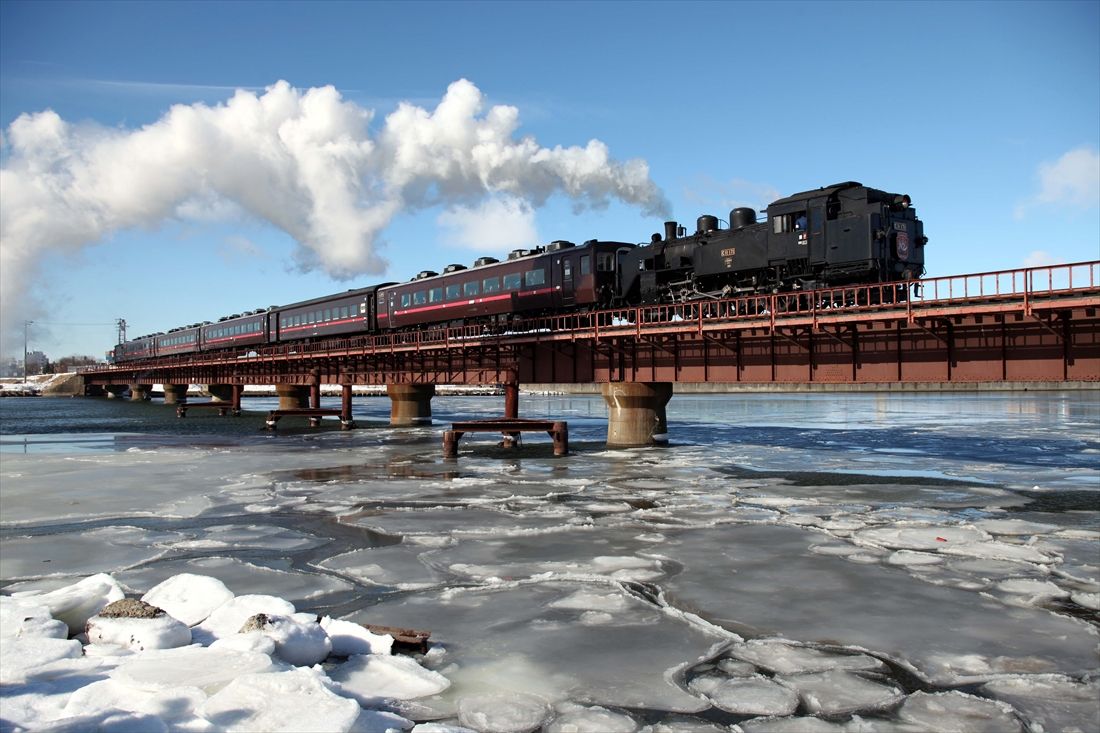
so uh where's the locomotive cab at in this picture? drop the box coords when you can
[764,182,925,288]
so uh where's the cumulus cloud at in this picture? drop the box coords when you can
[0,78,669,355]
[1015,145,1100,218]
[1023,250,1056,268]
[437,196,540,253]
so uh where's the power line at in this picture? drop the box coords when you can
[25,322,117,327]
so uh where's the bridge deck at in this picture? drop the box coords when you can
[81,261,1100,387]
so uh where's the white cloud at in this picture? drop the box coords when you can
[1015,146,1100,218]
[437,197,540,252]
[0,78,669,356]
[1023,250,1056,268]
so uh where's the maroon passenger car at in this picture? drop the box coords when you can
[200,311,270,350]
[273,284,391,342]
[156,326,201,356]
[378,240,634,330]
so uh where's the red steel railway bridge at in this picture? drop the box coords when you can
[80,261,1100,446]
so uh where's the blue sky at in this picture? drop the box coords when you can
[1,0,1097,360]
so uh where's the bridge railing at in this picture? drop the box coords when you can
[912,261,1097,303]
[488,261,1098,340]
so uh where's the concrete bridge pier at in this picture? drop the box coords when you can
[207,384,233,402]
[277,384,310,410]
[129,384,153,402]
[207,384,242,415]
[104,385,127,399]
[162,384,189,405]
[387,384,435,426]
[600,382,673,447]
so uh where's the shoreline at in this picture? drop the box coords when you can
[2,375,1097,398]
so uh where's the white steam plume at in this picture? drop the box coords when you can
[0,78,669,355]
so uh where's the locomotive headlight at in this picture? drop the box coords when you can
[893,194,911,209]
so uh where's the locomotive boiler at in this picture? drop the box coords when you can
[618,181,926,304]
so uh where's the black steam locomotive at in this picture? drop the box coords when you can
[621,181,926,304]
[110,181,925,363]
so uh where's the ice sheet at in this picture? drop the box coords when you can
[111,645,279,694]
[329,653,451,703]
[346,581,719,714]
[119,556,353,607]
[198,668,365,732]
[980,675,1100,733]
[690,675,799,715]
[318,544,450,590]
[0,526,181,579]
[658,524,1098,685]
[896,690,1023,732]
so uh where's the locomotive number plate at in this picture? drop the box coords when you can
[720,248,736,257]
[894,222,907,231]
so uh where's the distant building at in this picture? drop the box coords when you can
[0,359,21,378]
[24,351,50,376]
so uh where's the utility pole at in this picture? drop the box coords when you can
[23,320,34,381]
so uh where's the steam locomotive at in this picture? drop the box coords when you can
[109,181,925,363]
[621,181,926,304]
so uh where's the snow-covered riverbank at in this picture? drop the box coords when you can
[2,572,446,732]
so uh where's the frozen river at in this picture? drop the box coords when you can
[1,390,1098,731]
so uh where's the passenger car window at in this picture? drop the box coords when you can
[483,277,501,293]
[524,269,546,286]
[503,273,521,290]
[446,284,461,300]
[464,281,479,297]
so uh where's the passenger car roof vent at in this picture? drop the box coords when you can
[473,257,499,267]
[546,240,575,252]
[443,263,467,273]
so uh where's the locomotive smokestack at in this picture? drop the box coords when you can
[664,221,678,242]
